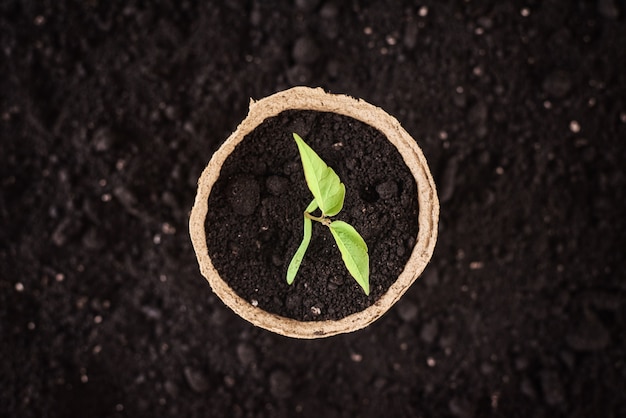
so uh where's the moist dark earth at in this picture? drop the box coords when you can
[206,110,419,321]
[2,1,625,417]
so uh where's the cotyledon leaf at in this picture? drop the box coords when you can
[293,133,345,217]
[286,199,319,284]
[328,220,370,295]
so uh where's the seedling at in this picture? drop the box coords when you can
[286,133,370,295]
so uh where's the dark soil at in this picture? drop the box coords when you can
[205,110,418,321]
[2,1,626,418]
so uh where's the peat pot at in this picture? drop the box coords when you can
[190,87,439,339]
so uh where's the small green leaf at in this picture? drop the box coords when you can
[286,199,318,284]
[328,220,370,295]
[293,133,345,217]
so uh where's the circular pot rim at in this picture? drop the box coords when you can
[189,86,439,339]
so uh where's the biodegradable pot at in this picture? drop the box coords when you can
[189,87,439,339]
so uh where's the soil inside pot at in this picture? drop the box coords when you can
[205,109,419,321]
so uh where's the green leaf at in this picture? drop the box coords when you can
[293,133,345,217]
[286,199,318,284]
[328,220,370,295]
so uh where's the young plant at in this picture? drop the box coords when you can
[286,133,370,295]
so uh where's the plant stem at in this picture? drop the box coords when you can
[286,199,318,284]
[305,211,331,226]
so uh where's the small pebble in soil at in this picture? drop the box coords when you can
[375,180,398,200]
[396,239,405,257]
[396,300,418,322]
[477,16,493,29]
[329,275,344,286]
[480,361,494,375]
[161,222,176,234]
[581,289,621,311]
[403,19,418,49]
[373,377,386,390]
[226,176,260,216]
[423,266,439,287]
[448,397,473,418]
[285,293,301,310]
[228,241,240,256]
[287,65,312,85]
[164,380,179,397]
[565,311,610,351]
[93,127,113,152]
[468,101,489,138]
[542,70,572,98]
[271,253,283,266]
[292,37,320,65]
[491,392,500,409]
[521,378,537,398]
[223,375,235,388]
[439,156,459,203]
[82,228,103,249]
[113,186,137,209]
[183,367,210,393]
[295,0,320,13]
[597,0,621,19]
[453,89,467,108]
[350,352,363,362]
[269,370,293,399]
[469,261,484,270]
[320,3,338,19]
[540,370,565,406]
[438,331,456,351]
[420,318,439,344]
[266,175,290,195]
[141,306,162,320]
[51,217,73,247]
[515,356,530,371]
[236,343,257,366]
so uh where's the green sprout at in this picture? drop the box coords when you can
[286,133,370,295]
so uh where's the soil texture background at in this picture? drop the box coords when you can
[2,1,626,417]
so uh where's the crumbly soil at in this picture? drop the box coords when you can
[206,110,419,321]
[2,1,626,418]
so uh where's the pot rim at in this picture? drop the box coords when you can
[189,86,439,338]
